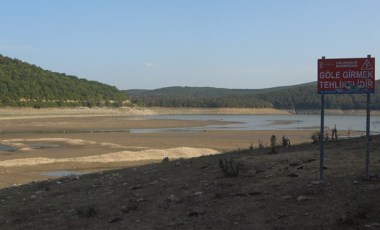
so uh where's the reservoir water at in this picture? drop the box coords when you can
[132,114,380,133]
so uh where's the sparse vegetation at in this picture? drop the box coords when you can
[311,131,320,143]
[270,134,277,153]
[282,135,290,147]
[0,136,380,229]
[219,158,240,177]
[258,139,264,149]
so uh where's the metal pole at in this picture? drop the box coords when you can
[365,93,370,180]
[320,93,325,181]
[365,54,372,180]
[319,56,325,182]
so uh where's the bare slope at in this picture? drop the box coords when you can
[1,136,379,229]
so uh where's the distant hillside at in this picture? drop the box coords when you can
[0,54,129,107]
[127,82,380,110]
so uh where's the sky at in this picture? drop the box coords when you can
[0,0,379,90]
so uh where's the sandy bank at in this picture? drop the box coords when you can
[1,107,379,118]
[0,147,219,167]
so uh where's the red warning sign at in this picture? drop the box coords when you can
[318,57,375,94]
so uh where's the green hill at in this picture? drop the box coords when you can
[0,54,129,108]
[128,82,380,110]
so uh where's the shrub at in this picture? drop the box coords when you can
[219,158,240,177]
[258,139,264,149]
[311,131,320,143]
[282,135,290,147]
[270,134,277,153]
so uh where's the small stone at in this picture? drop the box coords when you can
[363,223,380,229]
[310,181,320,185]
[282,195,293,200]
[188,211,198,217]
[296,195,308,201]
[175,162,181,166]
[194,191,203,196]
[129,185,142,190]
[168,194,181,202]
[109,217,122,223]
[287,173,298,177]
[353,180,359,184]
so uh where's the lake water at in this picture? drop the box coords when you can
[40,171,87,177]
[132,114,380,133]
[0,144,18,152]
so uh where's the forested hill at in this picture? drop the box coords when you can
[128,82,380,110]
[0,54,129,107]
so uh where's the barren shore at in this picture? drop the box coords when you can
[0,107,367,187]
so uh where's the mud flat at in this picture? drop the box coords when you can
[0,107,346,188]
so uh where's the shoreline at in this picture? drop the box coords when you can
[1,107,380,118]
[0,107,374,188]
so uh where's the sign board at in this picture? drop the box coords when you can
[318,57,375,94]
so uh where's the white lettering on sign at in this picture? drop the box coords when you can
[319,71,340,79]
[318,79,374,90]
[319,71,373,79]
[342,71,373,79]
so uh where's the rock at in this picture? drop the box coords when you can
[109,217,123,223]
[310,181,320,185]
[188,211,198,217]
[248,191,262,196]
[129,185,142,190]
[168,194,181,202]
[162,157,169,163]
[195,191,203,196]
[175,162,181,166]
[287,173,298,177]
[353,180,359,184]
[363,223,380,229]
[296,195,308,201]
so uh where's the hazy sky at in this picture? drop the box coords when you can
[0,1,379,90]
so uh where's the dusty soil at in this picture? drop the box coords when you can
[0,136,379,229]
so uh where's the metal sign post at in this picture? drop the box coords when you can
[320,93,325,181]
[317,55,375,181]
[365,92,371,179]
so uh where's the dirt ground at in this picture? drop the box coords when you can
[1,108,379,229]
[0,108,323,188]
[0,135,379,229]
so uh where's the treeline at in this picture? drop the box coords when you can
[128,83,380,110]
[0,54,129,107]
